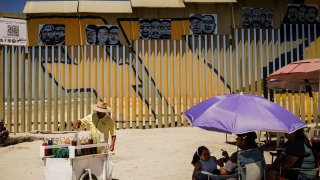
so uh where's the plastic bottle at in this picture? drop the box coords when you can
[80,137,86,155]
[42,139,49,156]
[77,136,81,156]
[48,138,53,156]
[61,137,66,145]
[86,137,92,155]
[100,133,106,153]
[71,136,77,146]
[52,138,59,155]
[88,135,94,155]
[97,136,102,154]
[65,137,70,144]
[92,136,97,154]
[72,133,81,157]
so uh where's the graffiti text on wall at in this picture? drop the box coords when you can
[284,4,318,24]
[190,14,218,34]
[39,24,65,45]
[139,19,171,40]
[242,8,273,29]
[86,24,120,45]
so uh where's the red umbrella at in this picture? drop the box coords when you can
[268,58,320,82]
[267,58,320,127]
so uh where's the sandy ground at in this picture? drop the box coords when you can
[0,127,274,180]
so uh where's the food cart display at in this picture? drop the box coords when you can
[40,139,112,180]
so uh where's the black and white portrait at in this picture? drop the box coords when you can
[242,8,273,29]
[140,19,151,40]
[190,14,202,34]
[96,26,109,45]
[262,8,274,28]
[202,15,216,34]
[150,19,161,39]
[85,24,120,45]
[285,4,318,24]
[86,24,97,45]
[39,24,65,45]
[140,19,171,40]
[190,14,218,34]
[108,26,119,45]
[160,19,171,39]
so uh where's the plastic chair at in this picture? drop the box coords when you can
[279,166,320,180]
[200,147,265,180]
[237,147,266,180]
[278,143,320,180]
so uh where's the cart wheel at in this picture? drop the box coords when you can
[79,171,98,180]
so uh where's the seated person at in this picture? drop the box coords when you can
[191,146,219,180]
[0,119,9,146]
[266,128,316,180]
[218,131,265,179]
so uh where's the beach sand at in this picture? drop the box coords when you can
[0,127,273,180]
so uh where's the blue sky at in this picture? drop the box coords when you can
[0,0,27,13]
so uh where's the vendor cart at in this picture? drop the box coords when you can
[40,143,112,180]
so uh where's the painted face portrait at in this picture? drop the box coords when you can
[97,27,108,45]
[202,15,216,34]
[54,26,65,45]
[287,6,298,23]
[305,6,318,24]
[40,25,55,45]
[298,6,307,23]
[108,27,119,45]
[160,20,171,39]
[150,20,161,39]
[190,15,202,34]
[242,8,252,28]
[86,25,97,45]
[140,20,151,39]
[251,8,262,28]
[262,8,273,28]
[86,31,96,45]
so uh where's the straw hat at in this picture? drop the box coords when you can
[92,101,112,113]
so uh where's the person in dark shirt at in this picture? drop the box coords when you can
[266,128,316,180]
[0,119,9,146]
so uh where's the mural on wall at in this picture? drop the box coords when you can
[242,8,273,29]
[39,24,65,45]
[29,17,235,128]
[139,19,171,40]
[284,4,318,24]
[86,24,120,45]
[190,14,217,34]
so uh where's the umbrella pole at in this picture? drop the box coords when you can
[315,73,320,138]
[316,72,320,128]
[299,85,302,120]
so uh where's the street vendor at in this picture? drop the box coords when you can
[73,101,116,151]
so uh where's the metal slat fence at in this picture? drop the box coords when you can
[1,25,319,132]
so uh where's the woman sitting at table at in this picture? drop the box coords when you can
[266,128,316,180]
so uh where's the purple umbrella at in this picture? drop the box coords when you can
[184,94,305,134]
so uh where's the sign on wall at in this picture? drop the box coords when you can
[190,14,218,35]
[39,24,65,45]
[284,4,318,24]
[0,18,27,46]
[242,8,273,29]
[139,19,171,40]
[86,24,120,45]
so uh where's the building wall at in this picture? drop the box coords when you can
[25,0,301,46]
